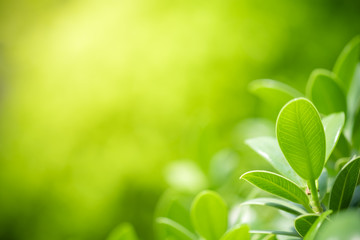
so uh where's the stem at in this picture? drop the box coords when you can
[307,180,322,213]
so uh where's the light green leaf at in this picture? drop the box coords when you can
[306,69,347,116]
[333,35,360,92]
[276,98,326,181]
[209,149,239,187]
[294,214,319,237]
[329,157,360,212]
[245,137,305,186]
[317,211,360,240]
[156,218,197,240]
[220,225,250,240]
[303,210,332,240]
[154,190,194,234]
[249,79,303,110]
[191,190,228,240]
[240,171,310,209]
[106,223,138,240]
[334,157,349,172]
[240,197,307,215]
[321,112,345,162]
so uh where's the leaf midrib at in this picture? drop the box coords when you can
[295,102,315,180]
[246,173,307,205]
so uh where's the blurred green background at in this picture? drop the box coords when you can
[0,0,359,239]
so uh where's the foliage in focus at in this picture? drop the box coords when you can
[110,36,360,239]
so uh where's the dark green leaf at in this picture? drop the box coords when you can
[220,225,250,240]
[156,218,197,240]
[303,210,332,240]
[240,171,310,209]
[318,170,328,201]
[350,185,360,207]
[240,197,307,215]
[333,35,360,92]
[191,190,228,240]
[294,214,319,237]
[352,106,360,151]
[306,69,347,116]
[276,98,326,180]
[245,137,305,186]
[322,112,345,162]
[329,157,360,212]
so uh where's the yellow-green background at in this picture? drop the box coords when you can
[0,0,359,239]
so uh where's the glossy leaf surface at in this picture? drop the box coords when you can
[333,35,360,92]
[245,136,304,186]
[321,112,345,162]
[303,210,332,240]
[276,98,326,180]
[306,69,347,116]
[240,171,309,207]
[191,190,227,240]
[329,157,360,212]
[157,218,197,240]
[241,197,307,215]
[294,214,318,237]
[220,225,250,240]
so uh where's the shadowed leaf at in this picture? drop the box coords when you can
[294,214,319,237]
[306,69,347,116]
[329,157,360,212]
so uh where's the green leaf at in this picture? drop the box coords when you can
[250,230,299,237]
[350,185,360,207]
[294,214,319,237]
[316,211,360,240]
[240,171,310,209]
[306,69,347,116]
[245,137,305,186]
[156,218,197,240]
[106,223,138,240]
[261,235,278,240]
[352,106,360,151]
[276,98,326,181]
[333,35,360,92]
[190,190,228,240]
[220,225,250,240]
[330,134,351,160]
[240,197,307,215]
[249,79,303,110]
[303,210,332,240]
[329,157,360,212]
[321,112,345,162]
[209,149,239,187]
[318,170,328,201]
[154,190,194,234]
